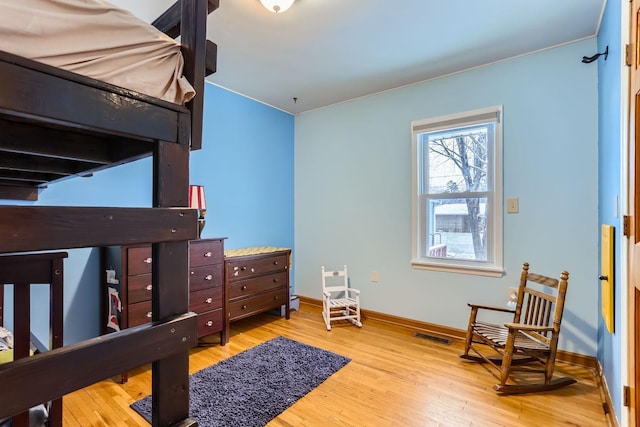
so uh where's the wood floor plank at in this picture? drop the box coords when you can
[60,302,607,426]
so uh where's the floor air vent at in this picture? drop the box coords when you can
[413,332,452,345]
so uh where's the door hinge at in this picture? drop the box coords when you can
[624,385,631,407]
[624,215,631,237]
[626,44,633,67]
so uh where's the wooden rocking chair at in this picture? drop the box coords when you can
[460,262,576,394]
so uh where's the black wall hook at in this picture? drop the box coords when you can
[582,46,608,63]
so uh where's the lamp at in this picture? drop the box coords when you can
[260,0,295,13]
[189,185,206,238]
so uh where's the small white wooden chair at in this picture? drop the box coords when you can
[321,265,362,331]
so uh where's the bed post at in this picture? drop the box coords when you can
[181,0,208,151]
[151,110,195,425]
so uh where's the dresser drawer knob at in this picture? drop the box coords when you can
[204,251,212,257]
[145,284,153,291]
[241,285,247,291]
[206,321,213,327]
[205,297,213,304]
[273,278,279,283]
[251,268,255,272]
[274,296,279,300]
[205,274,213,281]
[273,261,278,265]
[241,305,247,310]
[241,266,247,271]
[146,311,152,318]
[143,257,152,264]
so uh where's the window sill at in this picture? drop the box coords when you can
[411,258,504,277]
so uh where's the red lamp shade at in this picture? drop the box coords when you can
[189,185,206,210]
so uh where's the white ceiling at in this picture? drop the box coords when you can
[116,0,606,114]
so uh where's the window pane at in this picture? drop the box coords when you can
[426,197,488,261]
[426,126,490,194]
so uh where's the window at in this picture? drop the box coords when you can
[411,106,503,277]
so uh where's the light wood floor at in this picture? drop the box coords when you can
[62,303,608,426]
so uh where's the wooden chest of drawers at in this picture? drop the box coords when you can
[102,238,227,342]
[224,248,291,327]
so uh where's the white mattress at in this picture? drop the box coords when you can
[0,0,196,105]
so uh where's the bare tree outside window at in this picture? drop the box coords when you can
[428,128,488,260]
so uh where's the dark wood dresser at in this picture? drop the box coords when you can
[102,238,226,342]
[224,248,291,330]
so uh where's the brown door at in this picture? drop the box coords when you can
[631,1,640,424]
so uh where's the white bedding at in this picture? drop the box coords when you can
[0,0,196,105]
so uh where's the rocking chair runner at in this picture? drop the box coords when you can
[321,265,362,331]
[460,262,576,394]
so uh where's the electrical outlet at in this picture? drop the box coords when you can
[371,271,378,282]
[506,198,519,213]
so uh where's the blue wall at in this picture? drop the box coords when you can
[294,38,600,356]
[597,0,623,420]
[193,84,294,250]
[1,83,294,345]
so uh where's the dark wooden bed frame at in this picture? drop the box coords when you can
[0,1,218,425]
[0,251,67,427]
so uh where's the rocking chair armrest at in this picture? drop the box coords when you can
[467,303,515,314]
[346,288,360,296]
[322,291,331,298]
[503,323,554,332]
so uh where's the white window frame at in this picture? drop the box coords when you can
[411,106,503,277]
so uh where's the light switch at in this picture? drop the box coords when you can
[507,198,519,213]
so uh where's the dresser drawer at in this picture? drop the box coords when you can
[197,309,223,337]
[129,294,221,326]
[190,287,223,313]
[128,300,152,327]
[190,239,223,268]
[127,246,153,276]
[228,288,288,320]
[226,253,288,280]
[127,273,152,304]
[190,263,223,292]
[228,271,288,300]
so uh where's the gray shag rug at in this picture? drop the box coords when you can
[131,336,350,426]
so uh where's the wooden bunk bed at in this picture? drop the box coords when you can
[0,1,218,425]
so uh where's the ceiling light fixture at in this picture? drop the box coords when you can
[260,0,295,13]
